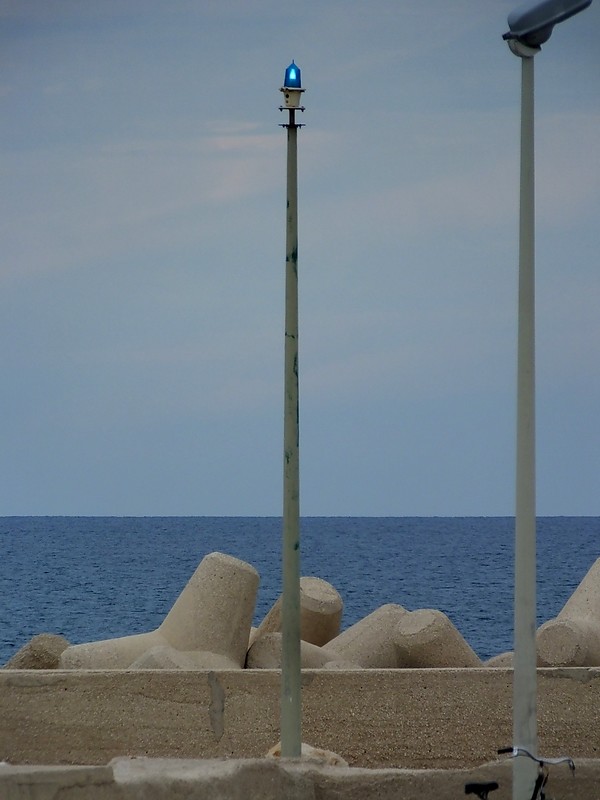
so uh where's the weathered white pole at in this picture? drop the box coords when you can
[502,2,593,793]
[279,65,304,758]
[513,51,538,800]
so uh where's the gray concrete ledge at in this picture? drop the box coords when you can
[1,668,599,769]
[2,758,600,800]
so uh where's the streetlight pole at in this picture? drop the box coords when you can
[279,61,305,758]
[503,2,592,797]
[513,46,538,800]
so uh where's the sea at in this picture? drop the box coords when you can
[1,516,598,666]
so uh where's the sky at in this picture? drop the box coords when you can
[1,0,598,517]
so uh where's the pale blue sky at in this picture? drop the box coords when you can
[1,0,598,516]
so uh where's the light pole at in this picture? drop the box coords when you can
[502,2,592,798]
[279,60,305,758]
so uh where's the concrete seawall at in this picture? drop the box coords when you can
[3,758,600,800]
[1,668,599,769]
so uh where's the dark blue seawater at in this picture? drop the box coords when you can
[0,517,598,665]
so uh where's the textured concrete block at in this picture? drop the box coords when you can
[60,552,259,669]
[158,552,259,660]
[248,626,259,649]
[537,557,600,667]
[485,651,513,668]
[129,645,240,670]
[395,609,481,668]
[127,643,195,670]
[325,604,407,668]
[0,764,115,800]
[61,630,162,670]
[254,577,343,647]
[3,758,600,800]
[111,758,317,800]
[298,577,344,646]
[2,669,600,769]
[537,617,600,667]
[245,632,334,669]
[3,634,70,670]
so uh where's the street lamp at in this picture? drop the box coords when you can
[502,2,592,798]
[279,60,305,758]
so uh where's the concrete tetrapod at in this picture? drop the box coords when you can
[253,576,343,647]
[129,646,240,670]
[4,634,70,669]
[485,651,513,668]
[394,609,482,668]
[325,604,407,668]
[536,556,600,667]
[60,552,259,669]
[246,632,335,669]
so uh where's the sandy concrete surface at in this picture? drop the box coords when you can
[2,758,600,800]
[1,668,598,770]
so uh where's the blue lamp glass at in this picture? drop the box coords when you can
[284,61,302,89]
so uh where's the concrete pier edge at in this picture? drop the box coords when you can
[1,756,599,800]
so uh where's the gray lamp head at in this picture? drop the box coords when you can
[503,0,593,47]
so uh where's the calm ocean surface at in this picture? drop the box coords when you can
[1,516,598,665]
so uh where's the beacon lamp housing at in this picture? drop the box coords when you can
[280,86,305,109]
[280,61,305,110]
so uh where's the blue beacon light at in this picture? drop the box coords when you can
[280,60,305,111]
[284,61,302,89]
